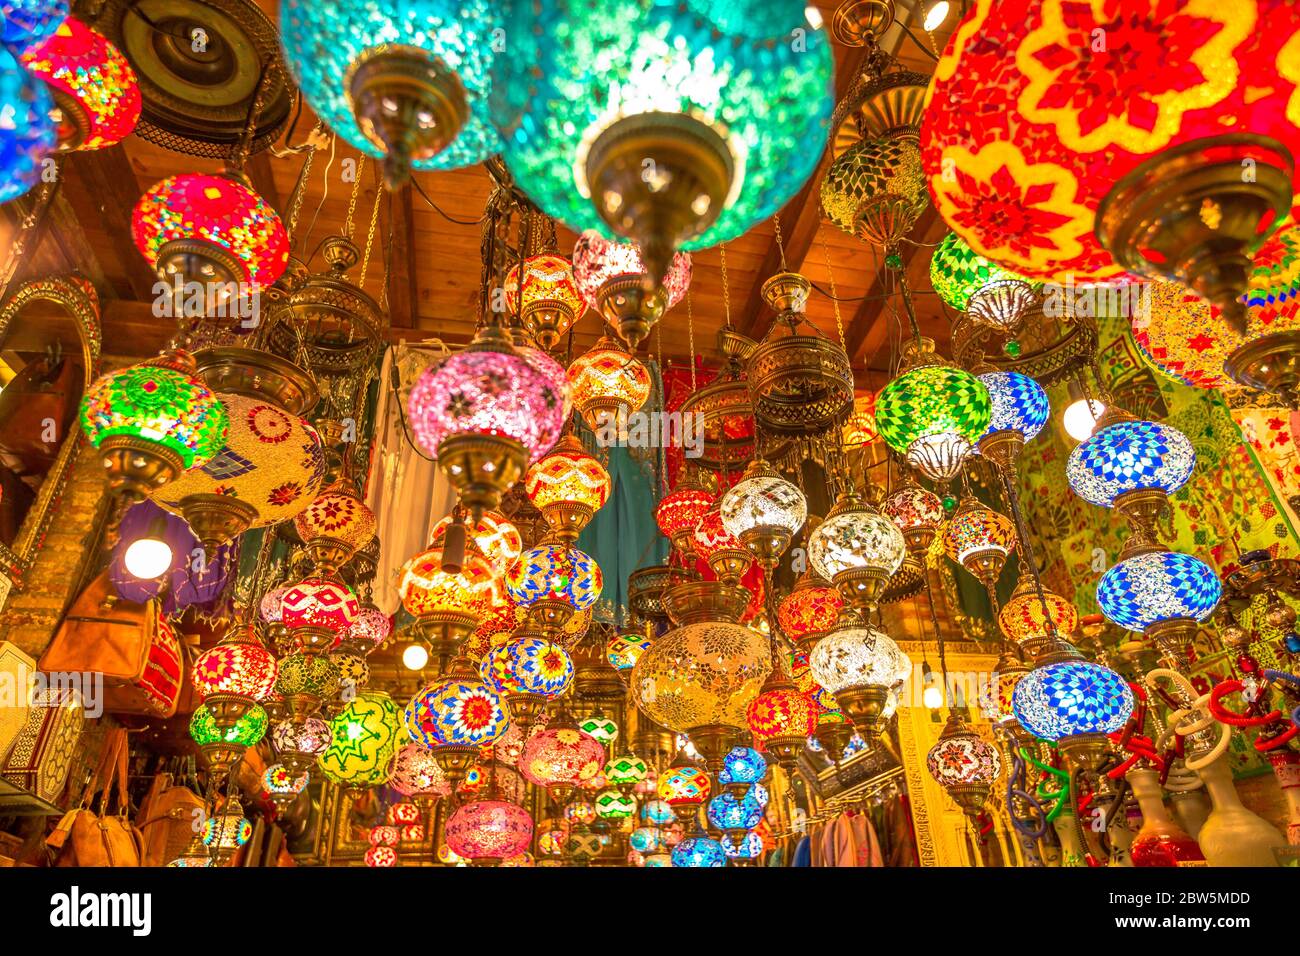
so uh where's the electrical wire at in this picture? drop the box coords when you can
[411,176,488,226]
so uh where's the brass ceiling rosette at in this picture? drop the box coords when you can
[92,0,295,160]
[747,271,854,441]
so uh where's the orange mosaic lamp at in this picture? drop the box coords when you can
[504,253,586,349]
[567,336,652,433]
[524,434,611,542]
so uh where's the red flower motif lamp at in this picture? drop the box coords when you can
[293,481,377,573]
[572,231,691,350]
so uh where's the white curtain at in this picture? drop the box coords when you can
[364,343,457,614]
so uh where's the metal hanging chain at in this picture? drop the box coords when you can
[719,242,733,330]
[773,214,788,272]
[283,126,321,245]
[228,61,275,174]
[359,161,383,287]
[998,465,1064,645]
[343,154,368,240]
[655,319,667,494]
[686,286,697,392]
[818,230,848,351]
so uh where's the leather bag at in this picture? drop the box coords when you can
[47,728,143,867]
[135,760,204,867]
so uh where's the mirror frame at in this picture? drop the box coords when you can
[0,275,102,587]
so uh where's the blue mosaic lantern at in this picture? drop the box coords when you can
[1066,419,1195,507]
[0,44,54,203]
[493,0,833,282]
[671,835,727,868]
[1,0,68,50]
[629,827,662,854]
[718,746,767,787]
[723,830,765,860]
[979,371,1049,443]
[1096,550,1222,632]
[403,673,510,747]
[1011,660,1135,741]
[706,788,766,831]
[640,798,674,826]
[279,0,503,185]
[505,544,602,611]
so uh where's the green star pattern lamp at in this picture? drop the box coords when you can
[493,0,833,285]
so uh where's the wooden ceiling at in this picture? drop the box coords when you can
[9,0,959,385]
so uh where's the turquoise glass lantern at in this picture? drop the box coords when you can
[724,830,764,860]
[706,788,765,831]
[671,835,727,868]
[2,0,68,50]
[494,0,833,282]
[0,44,55,203]
[718,746,766,787]
[279,0,503,185]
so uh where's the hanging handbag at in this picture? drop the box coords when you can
[38,571,178,717]
[135,757,205,867]
[47,728,143,867]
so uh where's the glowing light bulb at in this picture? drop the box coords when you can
[923,684,944,710]
[1062,398,1105,443]
[923,1,950,31]
[402,644,430,671]
[123,536,172,579]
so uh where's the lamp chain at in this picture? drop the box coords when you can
[819,230,847,350]
[719,242,732,330]
[773,214,788,272]
[343,154,367,240]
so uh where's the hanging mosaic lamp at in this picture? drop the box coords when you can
[707,787,765,842]
[390,742,452,799]
[691,502,753,588]
[445,798,534,867]
[317,691,401,787]
[1133,275,1300,407]
[279,0,504,186]
[720,458,807,569]
[977,371,1050,470]
[630,621,771,766]
[191,626,277,730]
[80,349,228,502]
[0,34,55,205]
[504,253,585,349]
[262,764,308,808]
[747,669,815,770]
[152,393,326,548]
[882,480,944,557]
[979,650,1031,727]
[603,752,649,794]
[431,509,523,576]
[572,231,691,350]
[656,469,717,560]
[821,129,928,250]
[271,717,331,777]
[506,543,603,641]
[519,722,605,803]
[566,335,653,434]
[280,575,362,654]
[495,0,833,287]
[398,541,497,664]
[1011,658,1135,758]
[606,630,652,673]
[808,490,905,612]
[1066,409,1196,538]
[657,761,710,825]
[930,232,1040,333]
[777,570,844,657]
[922,0,1300,327]
[524,434,611,543]
[190,703,267,779]
[926,711,1002,821]
[132,172,290,300]
[998,571,1080,655]
[408,324,567,518]
[1096,549,1222,664]
[20,16,140,152]
[294,482,377,574]
[875,340,991,483]
[480,635,574,731]
[343,606,392,656]
[671,834,728,868]
[942,497,1017,588]
[404,659,510,786]
[1,0,68,50]
[808,622,911,736]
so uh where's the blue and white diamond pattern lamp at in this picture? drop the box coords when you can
[1011,659,1134,742]
[979,371,1049,443]
[1096,549,1222,667]
[1066,417,1195,509]
[671,835,727,868]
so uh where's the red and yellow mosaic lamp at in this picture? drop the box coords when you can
[504,253,586,349]
[567,335,653,433]
[191,625,278,731]
[294,481,378,574]
[524,433,611,543]
[398,542,498,669]
[922,0,1300,327]
[20,15,139,152]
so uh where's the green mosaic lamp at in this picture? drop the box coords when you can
[929,232,1040,333]
[79,349,228,502]
[189,702,267,779]
[874,339,990,483]
[318,691,401,787]
[493,0,833,286]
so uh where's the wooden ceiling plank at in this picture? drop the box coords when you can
[64,147,158,302]
[386,184,419,330]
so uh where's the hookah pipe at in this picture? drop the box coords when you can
[1207,657,1300,754]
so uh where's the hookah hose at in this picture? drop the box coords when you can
[1106,682,1166,779]
[1261,669,1300,731]
[1208,668,1300,751]
[1009,744,1069,845]
[1005,748,1050,840]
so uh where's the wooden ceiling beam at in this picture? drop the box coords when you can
[245,151,283,214]
[385,184,419,330]
[63,147,158,302]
